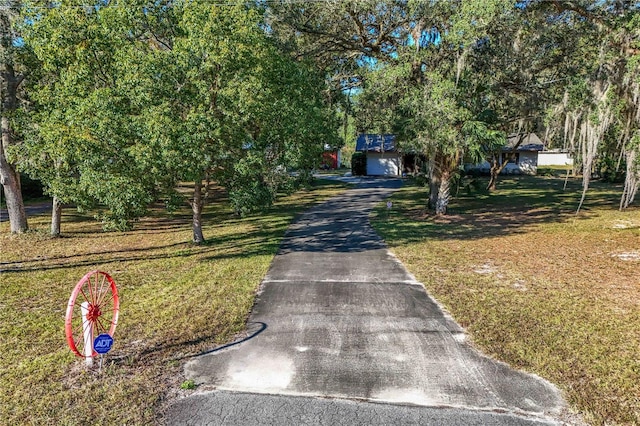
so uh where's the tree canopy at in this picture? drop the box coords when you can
[269,0,640,213]
[1,0,638,235]
[15,0,338,240]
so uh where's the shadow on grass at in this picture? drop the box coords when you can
[373,175,626,244]
[0,217,288,273]
[9,176,620,273]
[0,241,190,269]
[2,180,351,273]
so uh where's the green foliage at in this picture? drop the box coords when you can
[226,153,290,216]
[228,181,275,217]
[447,0,514,46]
[461,120,506,165]
[351,0,562,206]
[596,155,626,184]
[17,1,338,235]
[413,173,428,188]
[180,380,196,390]
[19,1,161,230]
[133,1,337,222]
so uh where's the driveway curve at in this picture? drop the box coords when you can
[166,178,572,425]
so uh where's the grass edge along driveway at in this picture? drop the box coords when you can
[371,175,640,426]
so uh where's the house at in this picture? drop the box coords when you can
[355,134,401,176]
[500,133,544,174]
[467,133,545,175]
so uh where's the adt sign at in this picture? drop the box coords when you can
[93,334,114,354]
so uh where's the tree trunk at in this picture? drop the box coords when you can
[428,174,440,210]
[1,43,28,233]
[487,155,501,191]
[620,148,639,210]
[428,155,440,210]
[191,179,205,244]
[1,117,27,233]
[435,168,451,215]
[429,151,454,215]
[486,134,526,191]
[51,196,62,236]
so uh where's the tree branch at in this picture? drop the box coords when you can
[546,0,609,27]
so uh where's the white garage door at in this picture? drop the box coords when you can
[367,154,400,176]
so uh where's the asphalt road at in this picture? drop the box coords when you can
[165,178,573,425]
[0,202,51,222]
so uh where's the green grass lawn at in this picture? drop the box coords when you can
[0,179,348,425]
[372,175,640,425]
[314,168,350,176]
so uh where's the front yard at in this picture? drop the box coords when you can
[0,180,347,425]
[372,175,640,425]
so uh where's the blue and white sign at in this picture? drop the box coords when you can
[93,333,114,354]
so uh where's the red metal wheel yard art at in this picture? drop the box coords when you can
[65,270,119,362]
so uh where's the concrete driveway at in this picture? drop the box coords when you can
[166,178,572,425]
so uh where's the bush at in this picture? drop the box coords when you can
[351,152,367,176]
[596,156,625,183]
[413,173,428,187]
[537,167,557,177]
[295,169,315,189]
[229,180,275,217]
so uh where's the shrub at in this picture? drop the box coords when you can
[596,156,625,183]
[351,152,366,176]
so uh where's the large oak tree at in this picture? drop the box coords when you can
[1,0,29,233]
[21,0,338,241]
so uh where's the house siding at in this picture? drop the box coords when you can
[467,152,538,175]
[513,152,537,174]
[366,152,401,176]
[538,152,573,167]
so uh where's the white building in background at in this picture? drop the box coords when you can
[467,133,573,175]
[537,151,574,167]
[355,134,402,176]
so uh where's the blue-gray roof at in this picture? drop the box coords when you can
[356,134,397,152]
[506,133,544,152]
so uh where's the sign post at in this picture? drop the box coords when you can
[93,334,114,372]
[81,302,93,368]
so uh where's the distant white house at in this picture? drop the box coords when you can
[467,133,573,175]
[538,150,574,167]
[355,134,401,176]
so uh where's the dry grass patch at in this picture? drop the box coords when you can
[0,179,347,425]
[373,175,640,425]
